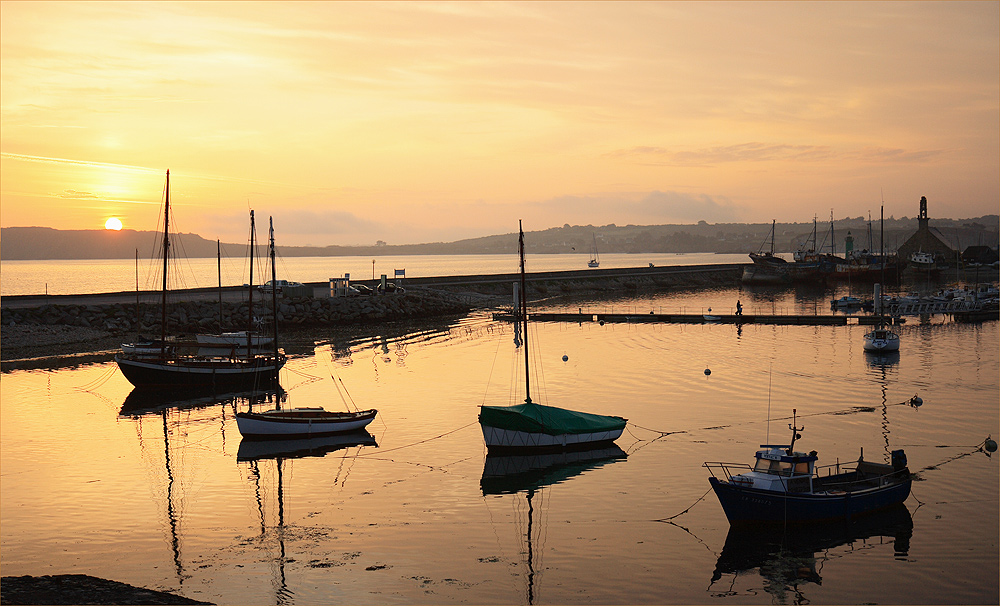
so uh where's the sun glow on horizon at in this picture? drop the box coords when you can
[105,217,123,230]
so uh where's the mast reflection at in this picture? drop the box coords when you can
[481,445,627,605]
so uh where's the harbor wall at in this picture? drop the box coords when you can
[0,289,477,336]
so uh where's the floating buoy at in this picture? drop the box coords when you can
[562,354,569,362]
[599,320,605,326]
[704,368,711,375]
[986,437,998,453]
[909,395,923,407]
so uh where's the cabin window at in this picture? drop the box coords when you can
[755,458,792,474]
[794,461,811,474]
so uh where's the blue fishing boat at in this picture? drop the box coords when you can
[704,410,911,523]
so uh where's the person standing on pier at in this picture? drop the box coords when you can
[736,300,743,315]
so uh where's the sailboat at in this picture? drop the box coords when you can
[115,171,286,390]
[742,220,791,284]
[864,205,900,353]
[235,216,378,439]
[479,222,627,452]
[587,233,600,268]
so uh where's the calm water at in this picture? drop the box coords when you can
[1,285,998,605]
[0,252,750,296]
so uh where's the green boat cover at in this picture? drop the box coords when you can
[479,402,627,436]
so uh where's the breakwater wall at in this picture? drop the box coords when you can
[0,288,477,336]
[0,263,742,334]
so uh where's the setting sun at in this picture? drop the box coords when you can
[104,217,123,231]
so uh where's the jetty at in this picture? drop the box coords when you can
[511,312,897,326]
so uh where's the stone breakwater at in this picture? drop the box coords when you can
[1,289,477,335]
[0,288,482,363]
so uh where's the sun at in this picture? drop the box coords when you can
[105,217,123,230]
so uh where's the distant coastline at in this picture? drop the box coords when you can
[3,217,998,261]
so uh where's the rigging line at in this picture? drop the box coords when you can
[653,486,714,523]
[74,364,120,392]
[481,327,507,406]
[356,421,480,457]
[336,377,359,409]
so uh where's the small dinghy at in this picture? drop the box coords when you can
[236,407,377,439]
[704,409,911,523]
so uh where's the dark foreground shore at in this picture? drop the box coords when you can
[0,575,213,605]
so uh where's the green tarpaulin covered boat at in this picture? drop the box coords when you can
[478,222,627,452]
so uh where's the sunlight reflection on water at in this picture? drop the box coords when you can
[1,286,997,604]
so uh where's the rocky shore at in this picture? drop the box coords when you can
[0,575,213,605]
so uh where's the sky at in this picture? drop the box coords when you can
[1,1,998,247]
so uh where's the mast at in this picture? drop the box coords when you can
[217,239,223,333]
[269,217,280,372]
[519,220,531,405]
[160,170,170,358]
[769,219,776,255]
[879,204,886,328]
[135,248,140,341]
[829,210,836,256]
[247,211,255,358]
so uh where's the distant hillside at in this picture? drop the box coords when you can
[2,216,997,261]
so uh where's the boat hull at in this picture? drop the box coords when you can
[708,476,911,524]
[480,424,625,452]
[236,408,377,439]
[863,333,900,352]
[115,354,285,390]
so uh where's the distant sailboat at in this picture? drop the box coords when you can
[863,204,900,353]
[479,222,626,451]
[588,234,600,268]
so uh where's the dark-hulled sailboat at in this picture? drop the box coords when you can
[115,171,285,390]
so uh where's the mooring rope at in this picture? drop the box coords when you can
[357,421,480,457]
[654,486,714,523]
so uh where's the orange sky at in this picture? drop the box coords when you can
[2,1,997,246]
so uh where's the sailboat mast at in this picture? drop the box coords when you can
[217,239,223,333]
[770,219,776,255]
[160,170,170,358]
[880,204,885,326]
[269,217,279,369]
[519,220,531,404]
[247,211,255,357]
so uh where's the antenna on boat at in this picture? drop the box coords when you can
[788,408,804,454]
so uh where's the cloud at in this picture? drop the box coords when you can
[523,190,747,226]
[58,190,99,199]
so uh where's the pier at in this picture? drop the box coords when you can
[520,312,873,326]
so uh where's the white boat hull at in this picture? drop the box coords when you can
[863,330,900,352]
[236,408,377,438]
[480,425,625,451]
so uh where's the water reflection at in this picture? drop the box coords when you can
[865,350,901,368]
[481,446,627,605]
[709,504,914,604]
[119,386,287,417]
[236,430,377,461]
[237,429,378,605]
